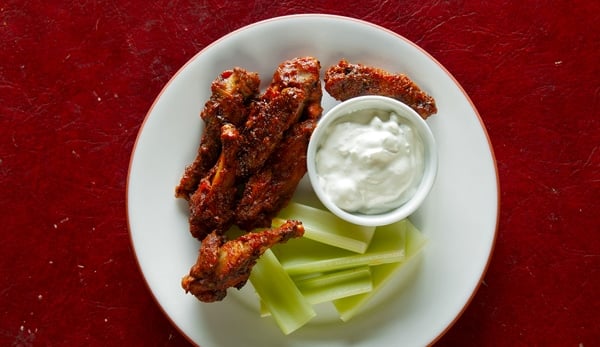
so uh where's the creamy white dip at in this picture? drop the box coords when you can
[315,110,425,214]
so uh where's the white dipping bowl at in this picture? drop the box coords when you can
[307,95,438,226]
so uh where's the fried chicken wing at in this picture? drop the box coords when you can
[324,59,437,119]
[236,88,306,177]
[237,57,322,177]
[175,68,260,199]
[181,220,305,302]
[266,56,323,120]
[188,123,241,240]
[235,119,316,230]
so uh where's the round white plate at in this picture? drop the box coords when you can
[127,14,499,347]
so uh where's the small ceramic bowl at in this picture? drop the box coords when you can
[307,95,438,226]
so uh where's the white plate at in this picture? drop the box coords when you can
[127,14,499,347]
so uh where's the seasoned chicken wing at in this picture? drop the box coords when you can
[175,68,260,200]
[236,88,306,177]
[181,220,305,302]
[324,59,437,119]
[237,57,322,177]
[266,56,323,120]
[236,119,316,230]
[188,123,241,240]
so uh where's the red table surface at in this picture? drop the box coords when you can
[1,1,598,346]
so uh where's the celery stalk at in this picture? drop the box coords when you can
[249,249,316,334]
[333,219,428,322]
[259,267,372,316]
[294,266,373,304]
[276,202,375,253]
[273,220,407,276]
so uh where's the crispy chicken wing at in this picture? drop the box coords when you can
[188,123,241,240]
[236,88,306,177]
[235,119,316,230]
[324,59,437,119]
[181,220,305,302]
[175,68,260,200]
[266,56,323,120]
[237,57,322,177]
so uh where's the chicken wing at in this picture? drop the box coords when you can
[181,220,305,302]
[175,68,260,200]
[324,59,437,119]
[235,119,316,231]
[237,57,322,177]
[266,56,323,120]
[188,123,241,240]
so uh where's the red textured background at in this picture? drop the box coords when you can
[1,1,598,346]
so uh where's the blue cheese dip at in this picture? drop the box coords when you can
[315,109,425,214]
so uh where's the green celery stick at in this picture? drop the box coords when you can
[249,249,316,334]
[333,219,428,322]
[273,219,407,276]
[276,202,375,253]
[294,266,373,304]
[259,267,372,316]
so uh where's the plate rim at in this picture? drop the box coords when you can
[126,13,500,347]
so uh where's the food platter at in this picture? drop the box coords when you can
[127,14,499,347]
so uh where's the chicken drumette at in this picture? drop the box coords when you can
[324,59,437,119]
[181,220,305,302]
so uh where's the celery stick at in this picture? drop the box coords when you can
[333,219,428,322]
[249,249,316,334]
[259,267,372,315]
[273,220,407,276]
[276,202,375,253]
[295,266,373,304]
